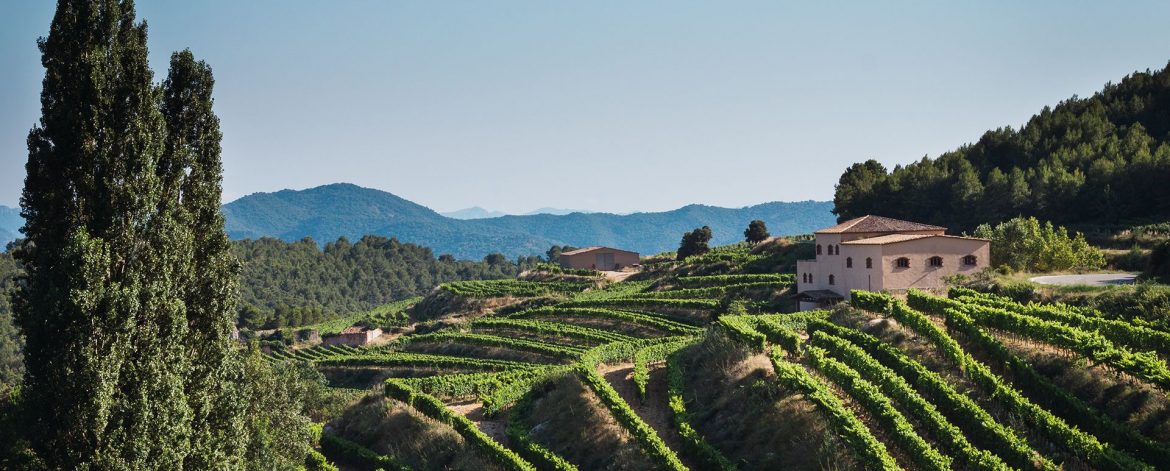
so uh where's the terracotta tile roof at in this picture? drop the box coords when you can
[816,215,946,234]
[839,234,934,245]
[840,234,989,246]
[560,246,638,256]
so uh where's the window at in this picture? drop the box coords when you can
[817,244,822,255]
[846,257,853,268]
[865,257,872,269]
[828,274,835,285]
[929,256,943,267]
[830,245,836,255]
[963,255,977,266]
[895,257,910,268]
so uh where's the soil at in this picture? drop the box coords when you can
[596,361,694,468]
[447,399,510,445]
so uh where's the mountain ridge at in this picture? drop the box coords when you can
[222,183,834,259]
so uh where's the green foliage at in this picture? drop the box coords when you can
[744,220,770,244]
[510,306,703,335]
[235,235,524,329]
[440,279,590,298]
[473,318,634,344]
[384,380,537,470]
[577,367,688,470]
[404,332,587,359]
[506,380,580,470]
[665,350,737,470]
[319,432,408,471]
[767,351,900,471]
[972,217,1105,272]
[1148,240,1170,281]
[805,345,953,471]
[832,63,1170,229]
[809,331,1011,470]
[674,273,794,288]
[716,315,768,351]
[677,226,714,260]
[900,293,1149,470]
[631,339,693,398]
[806,319,1050,470]
[0,252,22,393]
[316,351,536,371]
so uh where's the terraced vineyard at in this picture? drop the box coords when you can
[280,255,1170,470]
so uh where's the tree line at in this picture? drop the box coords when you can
[834,62,1170,232]
[234,236,537,329]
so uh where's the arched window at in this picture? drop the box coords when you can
[831,245,838,255]
[865,257,872,269]
[846,257,853,268]
[963,255,977,266]
[928,256,943,267]
[816,244,822,255]
[895,257,910,268]
[828,274,835,285]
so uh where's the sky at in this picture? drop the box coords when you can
[2,1,1170,214]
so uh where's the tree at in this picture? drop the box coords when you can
[1147,241,1170,281]
[161,49,249,468]
[14,2,281,467]
[484,252,508,266]
[744,220,769,245]
[677,226,713,260]
[972,217,1104,272]
[545,245,577,264]
[17,1,194,466]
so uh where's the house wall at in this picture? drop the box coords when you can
[880,239,989,291]
[560,250,640,270]
[799,233,986,297]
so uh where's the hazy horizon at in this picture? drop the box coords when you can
[3,1,1170,213]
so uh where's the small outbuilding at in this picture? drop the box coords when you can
[321,326,383,347]
[559,246,640,271]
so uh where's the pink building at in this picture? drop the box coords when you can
[559,246,640,271]
[795,215,989,310]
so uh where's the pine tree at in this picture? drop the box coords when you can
[677,226,713,260]
[744,220,769,244]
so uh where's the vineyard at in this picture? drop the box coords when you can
[272,248,1170,470]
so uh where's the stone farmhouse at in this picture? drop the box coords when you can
[559,246,640,271]
[795,215,989,310]
[321,326,383,347]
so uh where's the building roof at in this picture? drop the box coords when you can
[840,234,989,246]
[560,246,639,256]
[816,215,946,234]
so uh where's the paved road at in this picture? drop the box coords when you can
[1029,273,1138,286]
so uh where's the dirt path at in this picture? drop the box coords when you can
[447,400,509,445]
[601,270,637,282]
[597,362,695,468]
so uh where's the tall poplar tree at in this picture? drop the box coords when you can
[16,1,245,468]
[161,49,249,469]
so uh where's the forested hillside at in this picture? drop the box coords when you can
[223,183,834,258]
[234,236,534,328]
[834,61,1170,231]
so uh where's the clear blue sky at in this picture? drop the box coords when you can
[2,1,1169,214]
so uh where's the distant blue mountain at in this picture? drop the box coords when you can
[0,206,22,248]
[441,207,509,220]
[223,183,835,259]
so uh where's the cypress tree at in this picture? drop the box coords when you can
[16,1,243,468]
[161,50,249,468]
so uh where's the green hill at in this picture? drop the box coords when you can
[834,61,1170,232]
[223,183,834,259]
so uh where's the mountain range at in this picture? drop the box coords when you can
[222,183,833,258]
[1,184,835,258]
[441,206,593,219]
[0,206,20,249]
